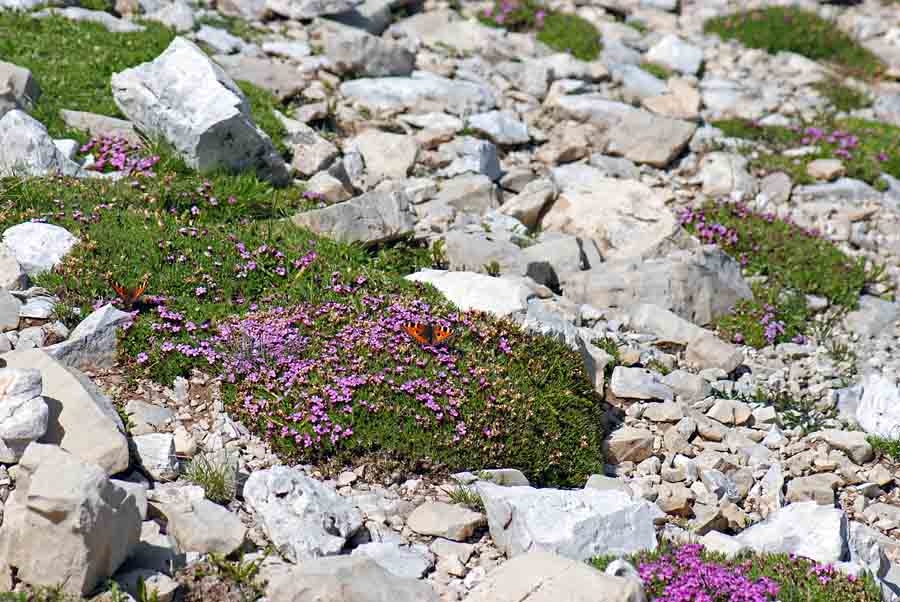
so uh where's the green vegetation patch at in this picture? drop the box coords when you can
[592,542,883,602]
[679,202,871,347]
[478,0,602,61]
[712,117,900,187]
[812,78,873,113]
[1,165,604,486]
[868,435,900,463]
[0,13,176,139]
[641,62,672,80]
[704,7,884,80]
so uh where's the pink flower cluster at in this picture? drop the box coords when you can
[80,136,159,177]
[638,545,780,602]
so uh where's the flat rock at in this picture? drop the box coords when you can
[340,73,497,117]
[405,270,537,317]
[476,482,662,560]
[547,95,696,167]
[736,501,848,564]
[610,367,674,401]
[406,502,485,541]
[464,550,646,602]
[292,188,415,245]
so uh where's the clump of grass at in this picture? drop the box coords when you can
[478,0,602,61]
[712,117,900,187]
[812,78,872,113]
[0,13,176,140]
[868,434,900,463]
[183,451,238,504]
[591,335,623,379]
[704,7,884,80]
[593,541,883,602]
[641,62,672,80]
[177,552,267,602]
[679,202,872,347]
[448,485,485,513]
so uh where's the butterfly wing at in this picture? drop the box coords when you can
[432,325,453,345]
[403,322,431,345]
[128,273,150,305]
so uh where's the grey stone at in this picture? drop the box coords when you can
[266,0,362,19]
[562,246,752,327]
[467,110,529,146]
[0,368,47,463]
[0,61,40,117]
[610,367,674,401]
[43,304,134,372]
[0,110,86,178]
[350,542,434,579]
[438,136,502,181]
[605,427,655,464]
[292,188,415,246]
[646,34,704,75]
[264,556,439,602]
[736,501,848,564]
[164,497,246,555]
[547,95,696,167]
[243,466,363,562]
[212,55,306,101]
[476,481,662,560]
[407,502,485,541]
[111,38,288,186]
[318,20,414,77]
[0,444,141,595]
[339,73,497,117]
[131,433,179,481]
[464,550,646,602]
[2,350,129,475]
[33,7,145,32]
[405,270,536,317]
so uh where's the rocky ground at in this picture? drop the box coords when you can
[2,0,900,600]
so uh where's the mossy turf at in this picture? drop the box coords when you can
[478,0,602,61]
[0,13,606,488]
[592,542,883,602]
[712,117,900,188]
[680,202,874,348]
[704,7,884,80]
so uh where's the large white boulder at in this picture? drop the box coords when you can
[111,37,289,185]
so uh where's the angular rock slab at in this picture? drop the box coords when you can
[465,550,646,602]
[0,443,141,595]
[44,304,134,371]
[476,482,663,561]
[291,188,415,245]
[264,555,439,602]
[405,269,537,317]
[340,72,497,117]
[266,0,362,19]
[0,110,87,178]
[548,95,696,167]
[164,497,247,555]
[562,246,752,327]
[111,38,289,185]
[735,501,849,564]
[2,349,129,476]
[243,466,364,562]
[856,372,900,438]
[0,368,48,463]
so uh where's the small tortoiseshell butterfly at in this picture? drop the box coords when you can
[110,273,150,309]
[403,322,453,346]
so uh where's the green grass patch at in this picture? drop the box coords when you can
[641,62,672,80]
[679,202,871,348]
[868,435,900,462]
[704,7,884,80]
[0,13,289,154]
[478,0,602,61]
[812,78,873,113]
[592,541,883,602]
[0,13,176,140]
[712,117,900,187]
[0,168,605,486]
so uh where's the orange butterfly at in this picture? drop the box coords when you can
[110,273,150,309]
[403,322,453,346]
